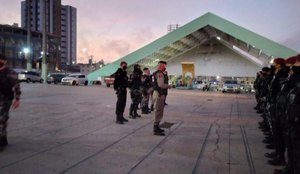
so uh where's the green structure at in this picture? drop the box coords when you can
[87,12,298,82]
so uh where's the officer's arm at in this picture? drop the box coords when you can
[9,71,21,109]
[157,72,169,89]
[9,70,21,100]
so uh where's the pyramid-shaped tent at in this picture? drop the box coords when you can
[87,12,298,81]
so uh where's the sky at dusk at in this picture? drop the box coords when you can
[0,0,300,63]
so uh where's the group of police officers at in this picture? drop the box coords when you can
[113,60,171,136]
[254,54,300,174]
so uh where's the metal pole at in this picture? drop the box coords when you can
[41,0,47,82]
[26,0,32,71]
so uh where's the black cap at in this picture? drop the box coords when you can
[120,61,127,66]
[262,67,271,72]
[158,60,167,65]
[0,54,7,60]
[143,67,149,71]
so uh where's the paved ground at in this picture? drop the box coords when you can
[0,83,279,174]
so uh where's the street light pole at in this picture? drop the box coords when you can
[26,0,32,71]
[41,0,47,82]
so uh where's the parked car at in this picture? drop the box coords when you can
[47,73,68,84]
[104,75,115,87]
[18,71,44,83]
[61,74,88,86]
[240,84,253,93]
[222,80,240,93]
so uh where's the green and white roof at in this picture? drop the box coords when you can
[88,12,298,81]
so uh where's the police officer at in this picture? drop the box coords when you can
[0,54,21,151]
[128,64,143,119]
[270,56,299,174]
[141,67,151,114]
[152,61,172,136]
[114,61,129,124]
[281,55,300,174]
[267,58,288,165]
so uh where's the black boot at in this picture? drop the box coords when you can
[120,114,128,122]
[0,135,7,151]
[141,107,150,114]
[150,104,154,111]
[129,104,136,119]
[116,114,124,124]
[2,135,7,146]
[134,112,141,118]
[153,125,165,136]
[268,155,286,166]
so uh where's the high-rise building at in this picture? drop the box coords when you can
[21,0,77,70]
[21,0,61,36]
[61,5,77,66]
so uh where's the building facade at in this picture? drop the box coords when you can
[21,0,61,36]
[61,5,77,68]
[0,24,60,71]
[21,0,77,70]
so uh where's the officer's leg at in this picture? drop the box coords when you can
[119,90,128,122]
[149,89,154,111]
[129,90,135,118]
[153,92,165,136]
[0,101,11,149]
[115,90,124,124]
[133,93,141,117]
[293,138,300,174]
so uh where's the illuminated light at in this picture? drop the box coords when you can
[270,59,274,64]
[23,48,30,54]
[216,36,221,40]
[232,46,264,66]
[216,76,220,79]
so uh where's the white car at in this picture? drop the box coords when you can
[61,74,88,86]
[222,80,240,93]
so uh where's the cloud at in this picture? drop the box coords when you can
[77,27,157,63]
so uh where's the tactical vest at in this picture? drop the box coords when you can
[286,81,300,123]
[153,70,166,96]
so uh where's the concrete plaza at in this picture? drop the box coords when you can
[0,84,278,174]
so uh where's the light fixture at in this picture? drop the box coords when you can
[216,36,221,40]
[23,48,30,54]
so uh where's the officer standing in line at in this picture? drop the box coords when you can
[152,61,172,136]
[0,54,21,151]
[128,64,143,119]
[141,67,151,114]
[267,58,288,165]
[284,55,300,174]
[272,56,298,174]
[114,61,129,124]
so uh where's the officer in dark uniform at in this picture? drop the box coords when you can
[141,67,151,114]
[272,56,298,174]
[152,61,172,136]
[267,58,288,166]
[272,55,300,174]
[128,64,143,119]
[114,61,129,124]
[0,54,21,151]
